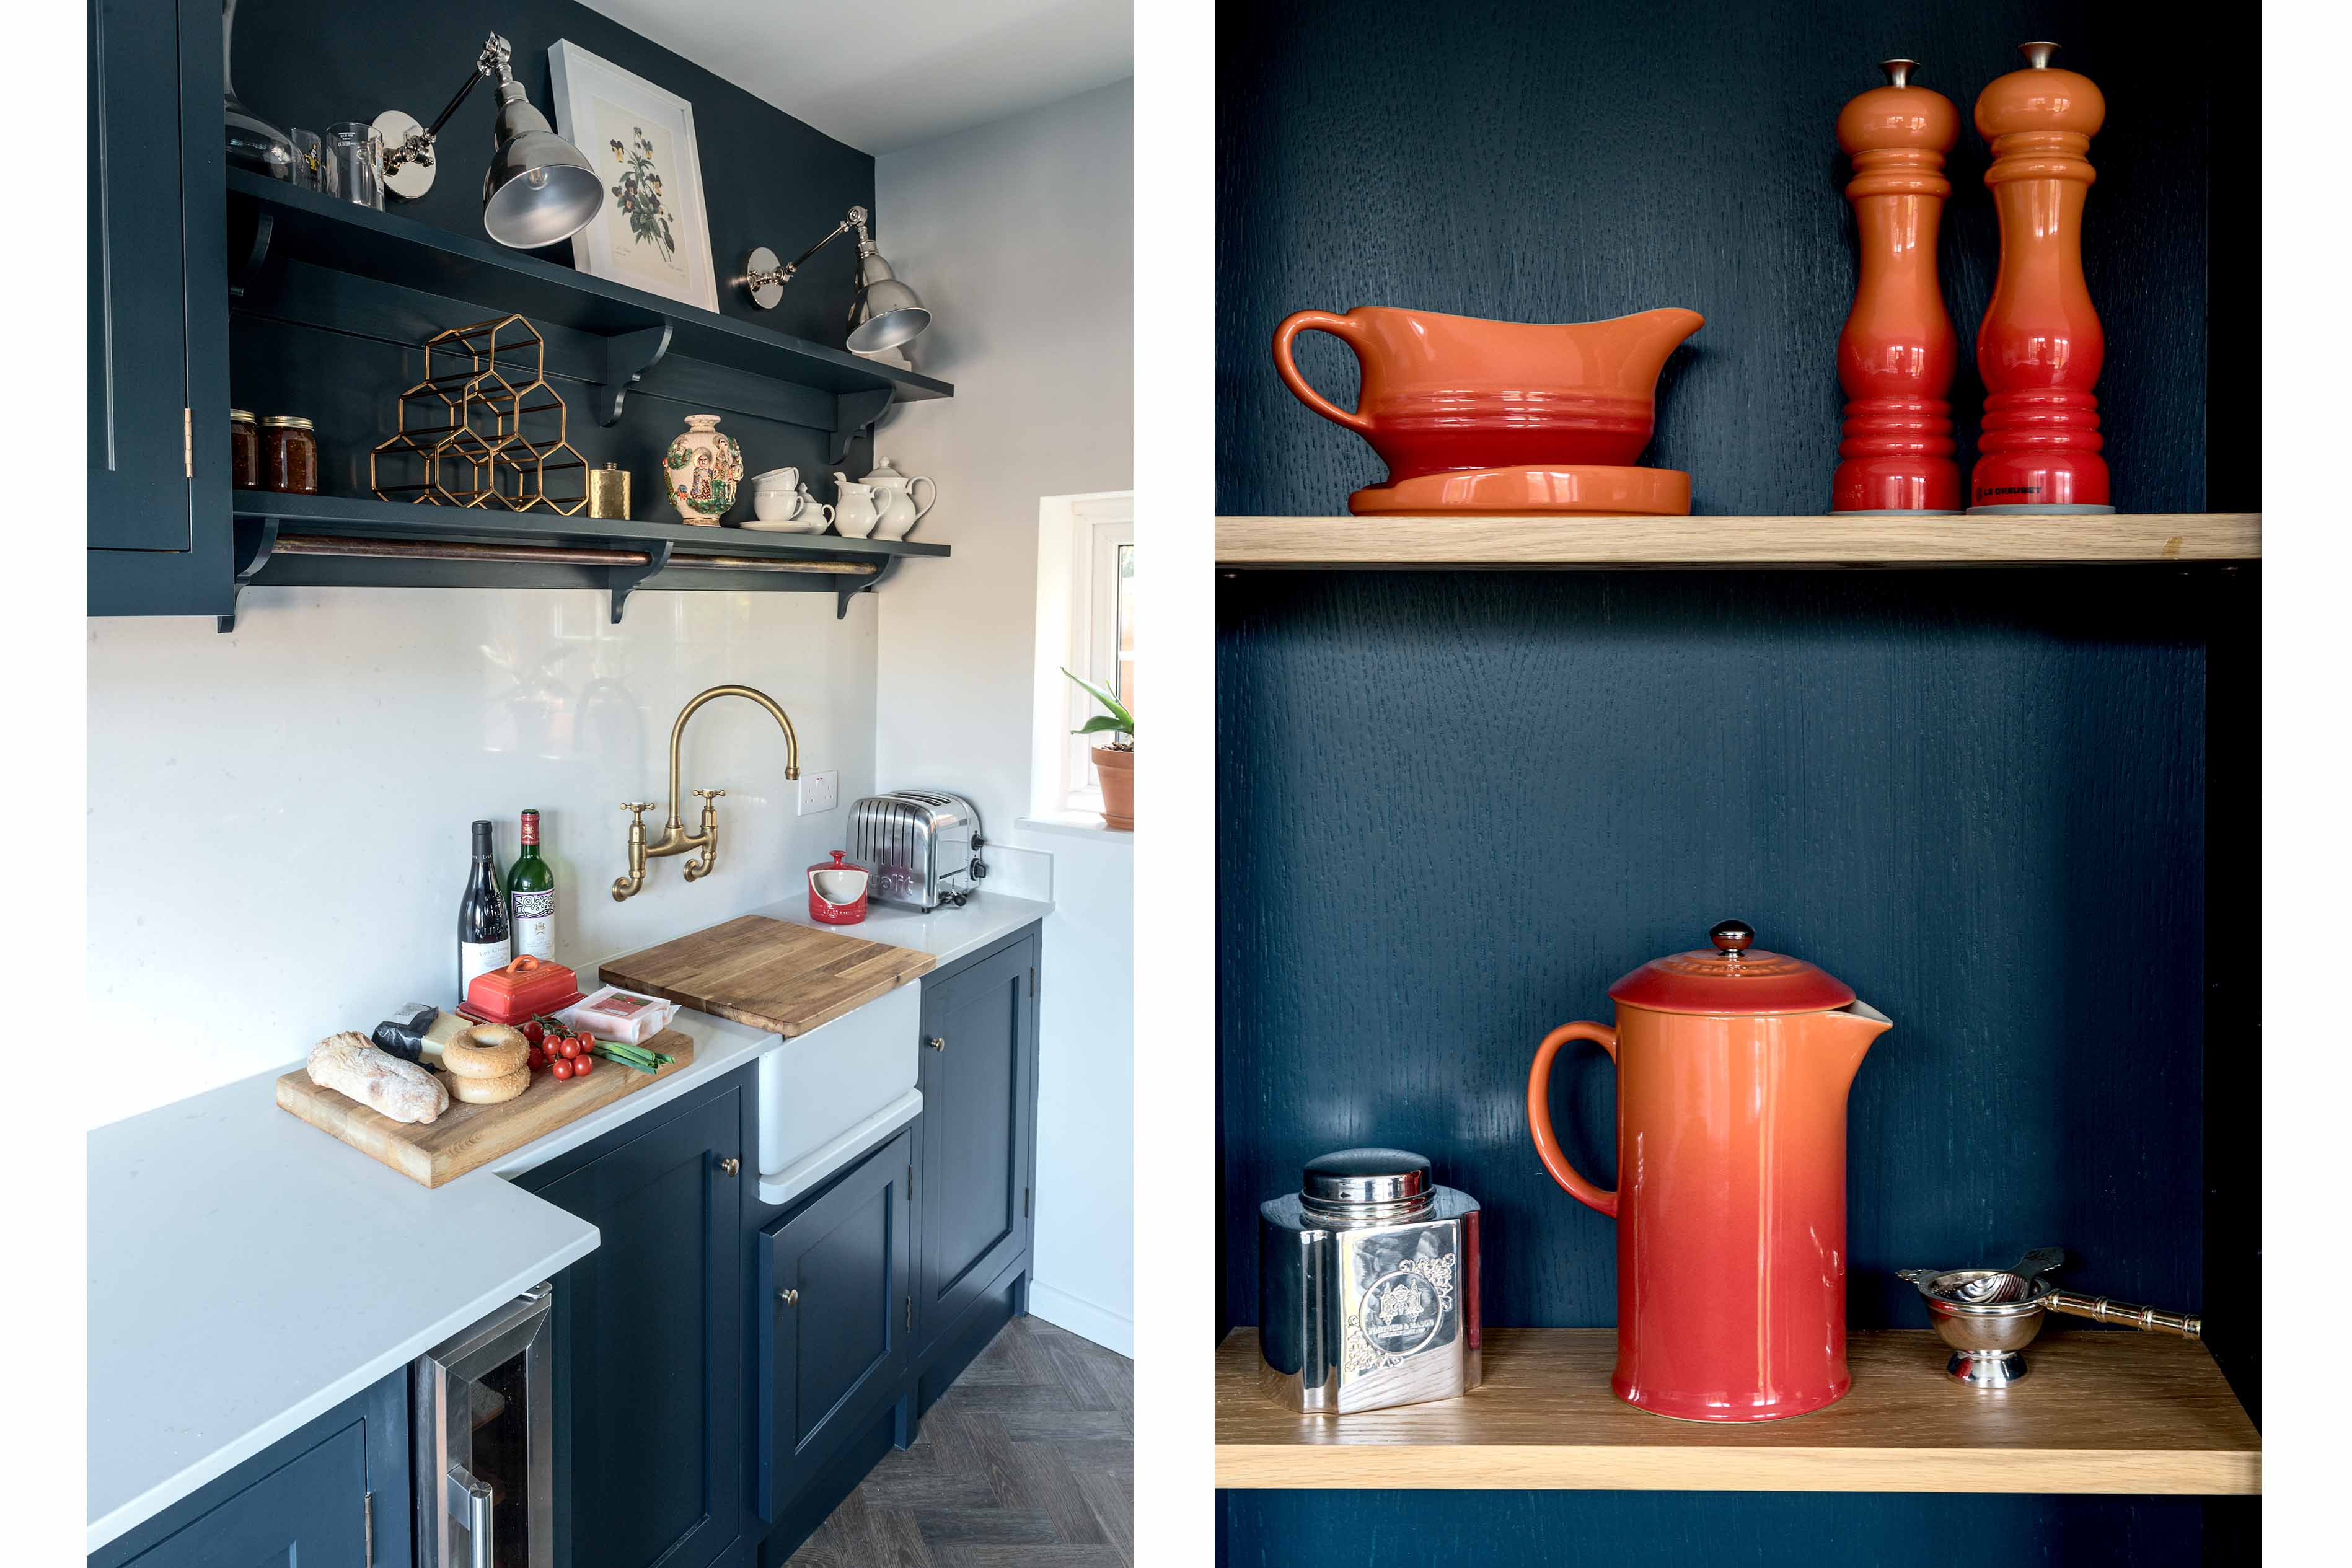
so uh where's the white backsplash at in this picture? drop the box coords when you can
[87,583,883,1129]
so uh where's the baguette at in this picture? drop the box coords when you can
[307,1031,449,1124]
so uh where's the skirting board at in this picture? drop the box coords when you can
[1026,1279,1134,1358]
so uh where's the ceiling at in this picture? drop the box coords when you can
[579,0,1134,155]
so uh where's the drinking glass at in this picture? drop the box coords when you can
[325,122,384,211]
[288,128,326,193]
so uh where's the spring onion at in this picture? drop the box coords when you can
[591,1041,675,1074]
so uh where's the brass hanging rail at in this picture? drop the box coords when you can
[270,532,880,576]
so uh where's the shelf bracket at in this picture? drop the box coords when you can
[836,550,902,620]
[606,539,673,625]
[829,387,895,465]
[594,324,674,426]
[227,208,276,301]
[216,516,282,633]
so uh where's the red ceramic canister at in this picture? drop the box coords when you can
[1528,921,1893,1421]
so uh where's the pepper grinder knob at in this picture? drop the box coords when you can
[1711,919,1755,958]
[2019,40,2058,69]
[1879,57,1918,87]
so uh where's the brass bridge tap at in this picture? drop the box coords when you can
[610,685,801,902]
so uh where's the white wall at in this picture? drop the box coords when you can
[87,586,878,1128]
[876,79,1136,1354]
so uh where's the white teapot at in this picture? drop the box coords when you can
[832,473,884,539]
[863,457,938,542]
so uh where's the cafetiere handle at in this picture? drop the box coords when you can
[1272,311,1376,434]
[2045,1291,2202,1339]
[1528,1020,1619,1220]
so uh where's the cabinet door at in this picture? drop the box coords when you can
[915,936,1037,1347]
[118,1424,365,1568]
[87,0,200,549]
[538,1086,745,1568]
[757,1126,913,1518]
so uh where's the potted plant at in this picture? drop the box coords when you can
[1064,667,1134,830]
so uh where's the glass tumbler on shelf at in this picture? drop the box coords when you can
[288,128,326,193]
[325,122,384,210]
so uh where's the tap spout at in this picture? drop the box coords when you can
[663,684,801,830]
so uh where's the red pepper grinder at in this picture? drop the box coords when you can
[1969,42,2113,513]
[1833,59,1960,513]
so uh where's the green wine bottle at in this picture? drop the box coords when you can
[509,809,556,961]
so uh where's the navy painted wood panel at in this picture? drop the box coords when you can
[90,1370,411,1568]
[1223,1492,2253,1568]
[1215,0,2232,518]
[757,1126,914,1517]
[915,935,1039,1353]
[532,1080,746,1568]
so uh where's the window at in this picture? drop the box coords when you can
[1030,491,1135,824]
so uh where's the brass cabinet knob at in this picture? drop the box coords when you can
[718,1156,740,1177]
[926,1036,946,1052]
[779,1288,799,1306]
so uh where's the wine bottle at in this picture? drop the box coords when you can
[457,818,512,997]
[509,809,556,961]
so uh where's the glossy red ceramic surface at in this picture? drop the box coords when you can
[1529,931,1891,1422]
[1272,307,1704,488]
[1971,48,2108,508]
[1833,66,1960,511]
[808,850,870,925]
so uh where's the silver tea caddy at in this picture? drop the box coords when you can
[1259,1148,1481,1414]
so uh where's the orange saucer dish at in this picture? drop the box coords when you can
[1349,464,1691,517]
[1271,305,1704,516]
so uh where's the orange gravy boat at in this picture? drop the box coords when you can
[1272,306,1704,513]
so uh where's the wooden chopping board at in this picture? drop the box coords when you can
[276,1028,695,1189]
[597,915,936,1037]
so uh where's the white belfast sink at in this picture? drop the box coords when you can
[755,979,922,1207]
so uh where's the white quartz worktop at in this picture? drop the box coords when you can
[86,892,1051,1553]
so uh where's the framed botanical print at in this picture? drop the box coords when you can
[547,40,718,311]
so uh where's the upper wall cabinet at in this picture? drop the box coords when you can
[88,0,234,614]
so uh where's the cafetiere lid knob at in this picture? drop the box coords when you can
[1710,919,1756,958]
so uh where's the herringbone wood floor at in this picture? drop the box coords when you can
[784,1315,1134,1567]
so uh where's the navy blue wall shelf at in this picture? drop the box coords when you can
[1213,1,2259,1563]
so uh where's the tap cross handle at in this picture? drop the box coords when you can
[620,801,655,815]
[693,788,728,800]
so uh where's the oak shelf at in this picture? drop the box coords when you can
[1214,1328,2259,1495]
[1215,513,2261,569]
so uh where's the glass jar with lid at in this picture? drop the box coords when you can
[260,416,319,495]
[229,410,260,490]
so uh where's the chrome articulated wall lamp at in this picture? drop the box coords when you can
[735,206,934,353]
[371,33,606,249]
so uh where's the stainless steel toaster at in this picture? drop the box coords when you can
[848,790,988,910]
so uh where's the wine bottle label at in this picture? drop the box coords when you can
[460,939,512,995]
[512,889,555,961]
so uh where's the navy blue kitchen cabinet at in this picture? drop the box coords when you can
[913,931,1041,1361]
[755,1126,915,1519]
[89,1372,410,1568]
[520,1072,750,1568]
[87,0,235,610]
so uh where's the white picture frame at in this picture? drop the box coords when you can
[547,40,718,312]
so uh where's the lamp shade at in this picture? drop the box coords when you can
[847,250,932,353]
[481,81,604,249]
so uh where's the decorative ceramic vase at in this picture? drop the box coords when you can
[664,414,742,525]
[1970,42,2110,513]
[1272,305,1704,515]
[1091,746,1134,831]
[1834,60,1961,513]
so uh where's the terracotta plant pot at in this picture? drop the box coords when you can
[1091,745,1134,831]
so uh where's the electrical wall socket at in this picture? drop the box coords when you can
[798,770,840,815]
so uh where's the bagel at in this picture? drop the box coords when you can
[447,1063,531,1105]
[443,1022,529,1079]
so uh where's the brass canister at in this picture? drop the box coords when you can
[587,462,632,520]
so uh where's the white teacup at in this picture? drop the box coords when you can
[748,465,801,493]
[746,485,835,532]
